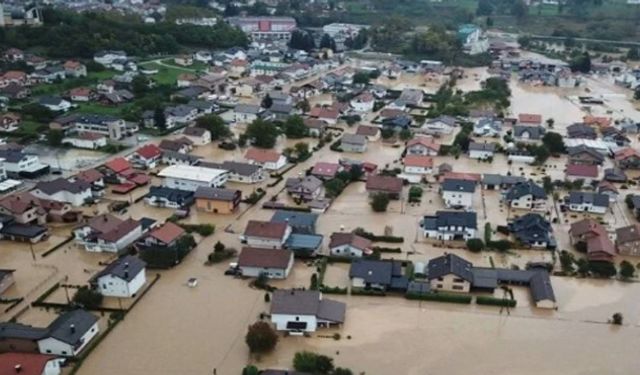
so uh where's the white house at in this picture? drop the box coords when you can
[568,192,609,214]
[182,126,212,146]
[244,148,287,171]
[350,92,375,112]
[234,104,262,123]
[0,150,49,178]
[32,178,93,207]
[62,132,108,150]
[37,310,99,357]
[38,97,72,112]
[158,165,229,192]
[421,211,477,241]
[441,178,476,209]
[237,247,294,279]
[473,118,502,137]
[91,255,146,298]
[406,137,440,156]
[419,116,457,135]
[328,232,373,258]
[74,214,142,253]
[468,142,496,160]
[131,144,163,170]
[94,50,127,66]
[199,161,265,184]
[403,155,433,176]
[270,289,346,332]
[241,220,291,248]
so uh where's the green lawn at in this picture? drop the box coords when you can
[138,62,184,85]
[72,102,127,116]
[30,70,116,96]
[159,58,208,71]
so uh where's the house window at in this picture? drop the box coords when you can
[46,350,52,354]
[453,278,464,283]
[437,277,443,281]
[62,351,68,355]
[452,285,464,290]
[436,284,443,289]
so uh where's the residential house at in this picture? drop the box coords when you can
[601,126,630,146]
[508,213,555,249]
[63,132,105,151]
[468,142,496,160]
[440,178,476,209]
[615,148,640,169]
[604,167,627,183]
[38,97,71,112]
[199,161,265,184]
[158,165,228,192]
[285,175,324,202]
[164,105,198,128]
[403,155,433,176]
[237,247,294,279]
[365,175,403,199]
[329,232,373,258]
[565,164,599,185]
[585,234,616,262]
[406,137,440,156]
[505,181,547,211]
[514,124,545,142]
[303,118,327,137]
[244,148,286,171]
[37,310,99,357]
[173,55,193,67]
[567,123,597,139]
[426,253,473,293]
[0,112,21,132]
[569,218,606,246]
[194,186,241,214]
[159,138,194,154]
[355,125,380,142]
[482,174,526,191]
[90,255,146,298]
[396,88,423,107]
[145,186,194,209]
[597,181,618,203]
[311,162,341,180]
[308,106,339,125]
[73,169,105,198]
[161,151,201,166]
[0,83,30,99]
[270,211,318,235]
[143,222,186,248]
[420,116,457,136]
[473,118,502,137]
[63,60,87,78]
[268,102,294,121]
[421,211,477,241]
[74,214,142,253]
[0,149,48,178]
[349,259,408,291]
[182,126,212,146]
[177,73,198,88]
[241,220,292,248]
[68,87,92,102]
[31,178,92,207]
[616,224,640,256]
[270,289,345,332]
[567,192,610,214]
[0,352,61,375]
[234,104,263,124]
[131,144,162,170]
[0,213,50,243]
[350,92,374,112]
[340,134,367,153]
[567,145,604,166]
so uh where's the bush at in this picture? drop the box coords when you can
[353,228,404,243]
[351,288,386,296]
[466,238,485,253]
[487,240,512,252]
[406,292,472,304]
[245,321,278,353]
[371,246,402,253]
[242,365,259,375]
[180,223,215,236]
[620,260,635,279]
[476,295,517,307]
[293,351,335,374]
[73,286,103,309]
[319,285,348,294]
[370,192,390,212]
[612,312,624,325]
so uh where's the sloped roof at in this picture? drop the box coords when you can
[427,253,473,282]
[93,255,146,282]
[244,220,288,239]
[238,247,292,269]
[148,222,185,244]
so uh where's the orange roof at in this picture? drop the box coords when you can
[104,157,131,173]
[75,168,103,184]
[136,144,162,159]
[583,115,611,128]
[518,113,542,125]
[70,87,91,96]
[441,171,481,182]
[407,136,440,151]
[149,222,185,244]
[245,148,281,163]
[64,60,82,69]
[403,155,433,168]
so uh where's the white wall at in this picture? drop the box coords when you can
[38,322,99,357]
[97,269,146,297]
[330,244,363,257]
[442,191,473,209]
[429,274,470,293]
[271,313,317,332]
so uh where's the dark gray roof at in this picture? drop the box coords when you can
[568,191,609,208]
[349,259,393,285]
[199,161,261,176]
[47,310,99,345]
[505,181,546,201]
[38,96,65,106]
[468,142,496,152]
[235,103,262,114]
[566,123,597,138]
[604,168,627,182]
[567,145,604,162]
[271,210,318,230]
[514,125,545,139]
[285,233,323,250]
[423,211,477,230]
[270,102,294,114]
[509,213,552,245]
[0,322,48,340]
[441,178,476,193]
[341,134,367,146]
[0,149,29,163]
[285,175,323,193]
[427,115,457,126]
[470,268,499,289]
[194,186,239,201]
[316,299,347,323]
[93,255,146,282]
[529,271,556,303]
[427,253,473,282]
[162,150,202,163]
[183,126,208,137]
[270,290,345,323]
[482,174,526,187]
[0,223,48,239]
[35,178,90,195]
[147,186,194,205]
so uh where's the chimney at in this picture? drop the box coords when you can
[124,271,129,279]
[124,262,129,268]
[70,324,75,334]
[14,364,21,373]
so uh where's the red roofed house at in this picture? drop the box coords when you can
[242,220,292,248]
[143,222,186,248]
[63,60,87,78]
[69,87,92,102]
[132,144,163,169]
[237,247,294,279]
[104,157,131,175]
[586,235,616,262]
[356,125,381,141]
[0,71,28,87]
[329,232,373,258]
[309,106,339,125]
[565,164,599,185]
[350,92,375,112]
[403,155,433,175]
[72,169,105,197]
[311,162,342,180]
[569,218,606,246]
[583,115,611,128]
[614,147,640,170]
[245,147,287,171]
[518,113,542,126]
[74,214,142,253]
[406,136,440,156]
[0,353,61,375]
[366,175,403,199]
[0,112,21,132]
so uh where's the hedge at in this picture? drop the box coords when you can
[351,288,386,296]
[476,296,517,307]
[326,256,353,264]
[319,286,348,295]
[406,292,472,304]
[372,246,402,253]
[353,228,404,243]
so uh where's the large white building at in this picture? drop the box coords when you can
[440,178,476,210]
[158,165,229,192]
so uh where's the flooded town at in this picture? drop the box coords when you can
[1,1,640,375]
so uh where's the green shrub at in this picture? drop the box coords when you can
[476,295,517,307]
[406,292,472,304]
[180,223,214,236]
[351,288,386,296]
[319,285,348,294]
[371,246,402,253]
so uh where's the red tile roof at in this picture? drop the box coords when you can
[614,147,640,161]
[135,144,162,160]
[245,148,281,163]
[104,157,131,173]
[0,353,57,375]
[312,162,340,178]
[565,164,598,178]
[403,155,433,168]
[407,137,440,152]
[75,169,103,184]
[366,175,403,194]
[149,222,185,244]
[97,219,140,242]
[244,220,288,239]
[329,232,372,254]
[518,113,542,125]
[583,115,611,128]
[238,247,292,269]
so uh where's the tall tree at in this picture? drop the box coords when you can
[153,107,166,129]
[195,114,231,140]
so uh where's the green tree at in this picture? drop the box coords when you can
[195,114,231,140]
[245,321,278,353]
[293,142,310,159]
[542,132,565,154]
[324,178,347,198]
[619,260,635,279]
[48,129,64,146]
[612,312,623,325]
[349,164,364,181]
[293,351,334,374]
[511,0,528,20]
[334,368,354,375]
[261,93,273,109]
[570,52,592,73]
[242,365,259,375]
[588,260,616,278]
[284,115,309,139]
[244,119,279,148]
[73,286,103,308]
[153,107,166,129]
[370,193,390,212]
[466,238,485,253]
[297,99,310,113]
[634,89,640,101]
[214,241,225,254]
[132,75,152,96]
[559,250,575,273]
[399,128,413,141]
[319,33,337,51]
[353,71,370,85]
[627,48,639,60]
[22,103,54,122]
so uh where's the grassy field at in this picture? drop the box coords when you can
[72,102,127,116]
[139,59,207,86]
[30,70,116,96]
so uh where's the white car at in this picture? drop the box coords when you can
[187,278,198,288]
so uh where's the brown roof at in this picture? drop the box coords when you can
[583,115,611,128]
[0,353,57,375]
[311,162,340,178]
[365,175,403,194]
[69,87,91,97]
[183,126,207,137]
[244,220,288,239]
[135,144,162,159]
[245,148,281,163]
[177,73,197,81]
[149,222,185,244]
[86,214,123,234]
[238,247,292,269]
[380,108,405,118]
[329,232,372,254]
[586,235,616,260]
[614,147,640,161]
[565,164,598,178]
[356,125,380,137]
[518,113,542,125]
[616,224,640,244]
[75,169,104,184]
[303,118,327,129]
[407,137,440,152]
[97,219,140,243]
[569,218,606,239]
[0,192,40,215]
[64,60,82,69]
[403,155,433,168]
